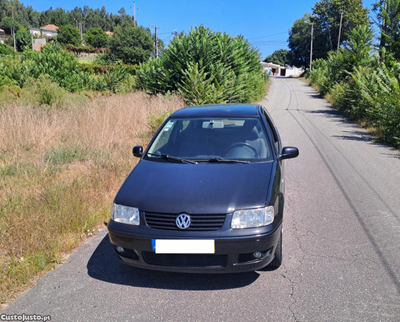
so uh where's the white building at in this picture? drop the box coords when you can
[261,62,304,77]
[29,24,58,38]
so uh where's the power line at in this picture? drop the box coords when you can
[248,31,288,40]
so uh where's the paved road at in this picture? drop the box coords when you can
[3,77,400,321]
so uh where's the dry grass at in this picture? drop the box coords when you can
[0,92,184,304]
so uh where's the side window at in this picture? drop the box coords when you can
[262,109,279,155]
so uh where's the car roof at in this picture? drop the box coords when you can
[171,104,261,118]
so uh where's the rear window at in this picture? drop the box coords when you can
[147,118,273,162]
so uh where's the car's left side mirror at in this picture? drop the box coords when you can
[132,145,144,158]
[279,146,299,160]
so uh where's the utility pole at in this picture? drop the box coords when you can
[10,0,16,52]
[132,1,138,25]
[79,22,83,41]
[305,21,314,71]
[337,11,343,51]
[151,25,158,58]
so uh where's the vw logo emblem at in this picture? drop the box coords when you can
[176,214,191,229]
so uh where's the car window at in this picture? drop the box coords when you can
[147,117,273,162]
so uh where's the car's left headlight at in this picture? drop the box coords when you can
[112,203,140,225]
[231,206,274,229]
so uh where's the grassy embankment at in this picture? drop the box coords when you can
[0,92,183,304]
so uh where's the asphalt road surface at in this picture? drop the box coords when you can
[3,77,400,321]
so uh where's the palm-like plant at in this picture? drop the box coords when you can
[136,26,267,105]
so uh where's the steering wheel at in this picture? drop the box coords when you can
[227,142,258,158]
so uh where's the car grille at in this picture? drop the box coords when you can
[142,252,227,267]
[144,212,226,231]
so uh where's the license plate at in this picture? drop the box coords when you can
[152,239,215,254]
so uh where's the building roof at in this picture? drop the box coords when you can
[0,28,4,32]
[105,31,114,36]
[172,104,261,118]
[40,24,58,31]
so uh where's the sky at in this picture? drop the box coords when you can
[22,0,377,59]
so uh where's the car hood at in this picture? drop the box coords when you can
[114,160,274,214]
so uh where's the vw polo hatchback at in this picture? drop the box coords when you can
[108,104,299,273]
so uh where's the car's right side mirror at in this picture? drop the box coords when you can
[279,146,299,160]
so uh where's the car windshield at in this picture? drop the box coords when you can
[146,117,273,162]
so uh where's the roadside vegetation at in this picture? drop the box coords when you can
[137,26,268,105]
[0,92,184,304]
[268,0,400,149]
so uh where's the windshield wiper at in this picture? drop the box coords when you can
[205,158,250,164]
[147,153,197,164]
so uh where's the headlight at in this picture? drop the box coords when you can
[112,203,140,225]
[231,206,274,229]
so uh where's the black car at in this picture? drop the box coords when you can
[108,104,299,273]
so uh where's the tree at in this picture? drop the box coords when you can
[264,49,292,66]
[136,26,267,105]
[57,24,81,46]
[15,28,30,51]
[288,14,319,67]
[0,16,21,34]
[109,24,154,64]
[373,0,400,59]
[85,27,108,48]
[312,0,370,55]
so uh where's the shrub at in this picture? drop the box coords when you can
[57,25,81,46]
[0,43,15,55]
[103,67,130,93]
[352,63,400,146]
[15,29,31,52]
[23,75,66,107]
[109,24,154,65]
[84,28,109,48]
[136,25,267,105]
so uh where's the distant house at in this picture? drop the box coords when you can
[30,24,59,38]
[33,38,47,52]
[0,28,5,44]
[261,62,304,77]
[40,24,59,37]
[105,31,114,36]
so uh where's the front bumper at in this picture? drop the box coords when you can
[108,221,282,273]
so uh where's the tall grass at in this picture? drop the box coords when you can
[0,92,184,304]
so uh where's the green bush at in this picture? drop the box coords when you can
[57,25,81,47]
[23,75,66,107]
[0,43,15,56]
[307,25,399,148]
[352,63,400,146]
[136,26,268,105]
[84,28,109,48]
[80,63,138,75]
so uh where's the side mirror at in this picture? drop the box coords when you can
[279,146,299,160]
[132,146,144,158]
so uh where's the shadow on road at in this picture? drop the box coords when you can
[332,130,375,142]
[87,235,260,291]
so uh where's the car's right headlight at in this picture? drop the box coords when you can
[231,206,274,229]
[112,203,140,225]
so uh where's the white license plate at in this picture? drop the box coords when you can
[152,239,215,254]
